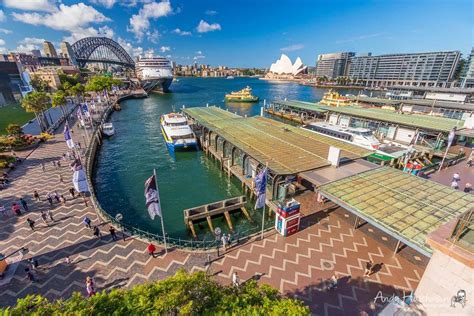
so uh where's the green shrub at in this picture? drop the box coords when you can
[2,270,309,315]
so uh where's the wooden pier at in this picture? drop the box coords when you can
[184,195,252,239]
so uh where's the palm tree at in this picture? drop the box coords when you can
[21,92,51,132]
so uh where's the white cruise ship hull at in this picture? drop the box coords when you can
[141,77,173,93]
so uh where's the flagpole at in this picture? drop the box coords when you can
[260,162,269,240]
[154,169,167,253]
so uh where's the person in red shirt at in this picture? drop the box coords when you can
[147,243,156,258]
[12,203,21,216]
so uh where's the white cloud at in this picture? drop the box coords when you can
[160,46,170,52]
[16,37,45,53]
[12,3,110,31]
[128,1,172,41]
[195,50,202,55]
[0,28,12,34]
[146,29,160,43]
[3,0,57,12]
[193,55,205,60]
[117,37,143,58]
[280,44,304,52]
[196,20,221,33]
[172,28,191,36]
[0,10,5,22]
[205,10,217,15]
[0,39,6,46]
[63,25,114,43]
[90,0,117,8]
[166,54,171,58]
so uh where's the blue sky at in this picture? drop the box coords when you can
[0,0,472,67]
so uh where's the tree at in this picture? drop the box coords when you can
[6,124,23,137]
[2,270,309,315]
[70,83,85,103]
[30,75,49,93]
[51,90,68,121]
[21,92,51,132]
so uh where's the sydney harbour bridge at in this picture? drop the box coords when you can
[70,37,135,69]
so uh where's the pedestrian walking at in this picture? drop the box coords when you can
[451,180,459,190]
[57,160,61,168]
[52,160,56,168]
[12,203,21,216]
[25,268,35,282]
[364,260,373,277]
[28,258,39,270]
[109,226,117,241]
[60,195,66,206]
[232,272,240,287]
[93,226,101,238]
[85,276,95,297]
[464,182,472,193]
[147,243,157,258]
[328,274,338,289]
[20,198,28,211]
[54,191,60,203]
[453,173,460,182]
[58,174,64,183]
[41,162,45,172]
[46,194,53,206]
[47,209,54,222]
[41,211,49,226]
[221,234,228,251]
[65,256,71,264]
[33,190,40,201]
[26,218,35,231]
[83,216,92,229]
[69,188,76,199]
[0,204,6,217]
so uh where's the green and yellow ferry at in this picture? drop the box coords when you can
[224,86,259,103]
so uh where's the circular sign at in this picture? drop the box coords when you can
[115,213,123,222]
[214,227,221,236]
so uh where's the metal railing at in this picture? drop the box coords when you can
[83,93,275,251]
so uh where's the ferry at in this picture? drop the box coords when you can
[303,122,380,150]
[320,90,352,107]
[160,113,198,151]
[225,86,259,103]
[102,123,115,137]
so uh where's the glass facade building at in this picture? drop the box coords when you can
[315,52,355,79]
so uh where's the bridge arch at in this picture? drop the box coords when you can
[71,37,135,68]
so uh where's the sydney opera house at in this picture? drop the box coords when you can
[265,54,308,79]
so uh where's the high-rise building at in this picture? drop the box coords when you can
[460,47,474,88]
[315,52,355,79]
[348,51,461,88]
[43,41,58,58]
[0,61,25,106]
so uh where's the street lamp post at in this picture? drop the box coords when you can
[115,213,125,241]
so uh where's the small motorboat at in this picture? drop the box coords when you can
[102,123,115,137]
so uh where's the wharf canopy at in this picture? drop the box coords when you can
[319,167,474,256]
[272,100,466,132]
[183,106,371,175]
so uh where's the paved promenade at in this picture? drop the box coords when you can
[0,104,427,315]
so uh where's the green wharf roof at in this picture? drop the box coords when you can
[319,167,474,256]
[184,106,372,175]
[273,100,466,132]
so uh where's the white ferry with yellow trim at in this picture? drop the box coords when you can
[160,113,198,152]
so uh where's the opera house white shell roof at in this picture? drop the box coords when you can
[269,54,307,76]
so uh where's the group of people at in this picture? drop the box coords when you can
[82,215,118,241]
[221,233,233,251]
[450,172,472,193]
[0,198,29,217]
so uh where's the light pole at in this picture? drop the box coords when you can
[115,213,125,241]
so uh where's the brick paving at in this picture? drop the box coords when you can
[0,101,428,315]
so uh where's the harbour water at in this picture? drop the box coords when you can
[92,77,363,240]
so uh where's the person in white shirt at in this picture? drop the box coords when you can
[232,272,240,287]
[451,180,459,189]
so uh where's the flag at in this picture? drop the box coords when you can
[72,166,89,193]
[254,167,267,209]
[144,174,161,220]
[81,103,91,118]
[447,127,456,148]
[63,124,75,149]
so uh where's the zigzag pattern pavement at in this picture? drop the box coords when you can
[0,108,427,315]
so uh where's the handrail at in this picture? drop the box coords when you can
[84,93,274,250]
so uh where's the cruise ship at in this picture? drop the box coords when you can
[135,56,173,93]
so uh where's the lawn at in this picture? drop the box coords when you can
[0,104,35,135]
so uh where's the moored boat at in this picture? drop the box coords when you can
[320,89,352,107]
[102,123,115,137]
[160,113,198,151]
[224,86,259,103]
